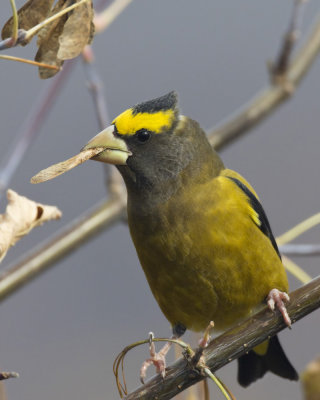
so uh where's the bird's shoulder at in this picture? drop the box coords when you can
[212,168,280,258]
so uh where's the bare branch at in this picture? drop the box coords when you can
[280,243,320,256]
[124,276,320,400]
[82,45,109,130]
[81,45,126,198]
[271,0,308,81]
[94,0,133,33]
[277,212,320,246]
[208,15,320,151]
[0,59,74,200]
[0,54,59,70]
[0,198,125,302]
[8,0,18,43]
[282,255,312,285]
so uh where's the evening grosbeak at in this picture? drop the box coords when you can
[83,92,298,386]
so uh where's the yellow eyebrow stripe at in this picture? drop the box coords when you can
[113,108,174,136]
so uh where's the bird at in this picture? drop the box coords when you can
[82,91,298,387]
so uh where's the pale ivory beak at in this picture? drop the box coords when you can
[82,125,131,165]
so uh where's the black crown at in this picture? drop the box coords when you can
[132,91,178,115]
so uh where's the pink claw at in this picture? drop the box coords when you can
[267,288,291,327]
[140,333,172,384]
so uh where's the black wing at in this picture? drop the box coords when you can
[226,176,281,259]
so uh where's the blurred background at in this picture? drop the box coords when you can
[0,0,319,399]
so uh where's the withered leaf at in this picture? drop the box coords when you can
[1,0,55,45]
[37,0,71,47]
[35,0,74,78]
[58,0,94,60]
[30,147,105,184]
[0,190,62,262]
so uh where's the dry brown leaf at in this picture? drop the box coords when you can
[35,0,73,78]
[0,190,62,262]
[58,0,94,60]
[30,147,105,184]
[1,0,55,45]
[36,0,70,46]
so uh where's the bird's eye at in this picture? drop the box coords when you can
[136,129,151,143]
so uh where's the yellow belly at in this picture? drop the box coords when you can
[128,172,288,332]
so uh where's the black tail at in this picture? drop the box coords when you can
[237,335,299,387]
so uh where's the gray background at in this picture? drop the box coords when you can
[0,0,319,399]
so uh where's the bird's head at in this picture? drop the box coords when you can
[83,91,222,192]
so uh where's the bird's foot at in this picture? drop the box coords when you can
[140,332,172,384]
[193,321,214,367]
[267,288,291,327]
[198,321,214,349]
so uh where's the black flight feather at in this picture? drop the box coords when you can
[226,176,281,259]
[237,335,299,387]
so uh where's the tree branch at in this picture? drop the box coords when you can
[0,197,125,301]
[270,0,307,80]
[208,14,320,151]
[124,276,320,400]
[280,243,320,256]
[0,59,74,199]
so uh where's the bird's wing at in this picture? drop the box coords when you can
[223,172,281,259]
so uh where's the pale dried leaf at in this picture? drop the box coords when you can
[31,148,105,184]
[58,0,94,60]
[1,0,55,45]
[0,190,62,262]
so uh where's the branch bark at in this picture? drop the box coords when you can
[124,276,320,400]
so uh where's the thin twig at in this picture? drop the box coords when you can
[124,276,320,400]
[277,212,320,246]
[82,45,126,198]
[0,60,74,200]
[0,197,125,301]
[0,54,60,70]
[202,380,210,400]
[271,0,308,81]
[282,255,312,285]
[280,243,320,256]
[208,15,320,151]
[0,29,25,51]
[202,369,232,400]
[82,45,109,130]
[94,0,133,33]
[9,0,18,43]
